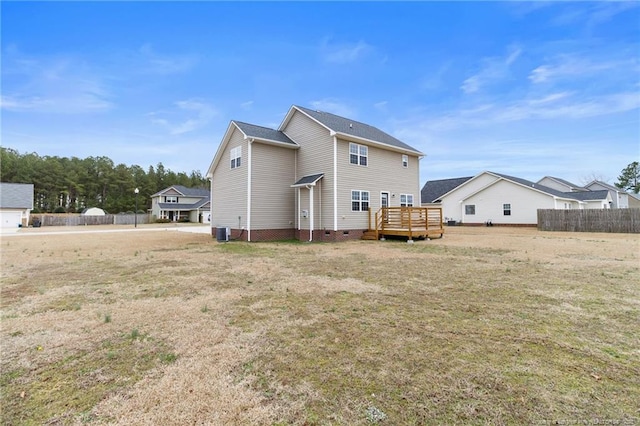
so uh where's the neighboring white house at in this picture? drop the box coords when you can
[150,185,210,223]
[0,183,34,229]
[422,171,612,225]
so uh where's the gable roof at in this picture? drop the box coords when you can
[281,105,423,156]
[538,176,587,191]
[152,185,209,198]
[421,177,473,203]
[0,183,34,209]
[233,121,297,146]
[585,180,624,193]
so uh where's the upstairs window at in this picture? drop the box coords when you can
[165,196,178,203]
[503,203,511,216]
[402,154,408,168]
[351,190,370,211]
[230,146,242,169]
[400,194,414,207]
[349,143,368,166]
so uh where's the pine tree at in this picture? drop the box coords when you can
[615,161,640,194]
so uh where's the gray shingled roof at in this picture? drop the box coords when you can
[152,185,209,198]
[421,177,473,203]
[493,173,609,201]
[234,121,297,145]
[295,105,421,154]
[292,173,324,187]
[540,176,587,191]
[567,190,610,201]
[158,198,210,210]
[0,183,34,209]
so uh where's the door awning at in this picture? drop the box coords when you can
[291,173,324,188]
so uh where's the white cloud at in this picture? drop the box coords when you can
[460,45,522,94]
[529,55,637,84]
[137,44,197,75]
[320,38,373,64]
[148,99,217,135]
[1,53,114,113]
[240,100,254,110]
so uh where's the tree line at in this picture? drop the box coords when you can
[0,147,208,213]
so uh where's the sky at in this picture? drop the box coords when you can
[2,1,639,187]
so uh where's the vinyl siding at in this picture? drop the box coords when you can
[440,173,500,222]
[211,128,248,228]
[282,111,335,229]
[537,177,572,192]
[336,138,421,229]
[250,142,296,229]
[462,179,557,224]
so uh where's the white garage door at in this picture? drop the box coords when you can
[0,211,23,229]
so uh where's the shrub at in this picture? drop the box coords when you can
[53,206,66,213]
[155,218,171,223]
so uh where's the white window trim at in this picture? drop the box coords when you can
[503,203,511,216]
[349,143,368,166]
[351,190,370,212]
[400,194,414,207]
[402,154,408,168]
[465,204,476,215]
[230,146,242,169]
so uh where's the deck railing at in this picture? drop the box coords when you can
[368,207,444,240]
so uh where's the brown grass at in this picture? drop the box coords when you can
[1,226,638,425]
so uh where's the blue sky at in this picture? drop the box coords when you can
[2,1,639,187]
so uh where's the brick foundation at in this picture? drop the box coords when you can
[212,227,366,242]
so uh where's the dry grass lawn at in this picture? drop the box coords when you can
[1,226,639,425]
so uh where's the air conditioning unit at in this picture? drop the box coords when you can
[216,226,230,242]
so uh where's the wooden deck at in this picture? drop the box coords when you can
[363,207,444,241]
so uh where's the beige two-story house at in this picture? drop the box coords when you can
[206,105,424,241]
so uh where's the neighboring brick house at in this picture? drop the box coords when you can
[206,105,424,241]
[150,185,210,223]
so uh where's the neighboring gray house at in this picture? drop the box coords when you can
[206,105,424,241]
[0,183,34,229]
[585,180,629,208]
[537,176,589,193]
[150,185,210,223]
[421,172,612,225]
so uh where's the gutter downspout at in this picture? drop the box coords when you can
[307,184,314,242]
[332,133,338,231]
[247,138,253,242]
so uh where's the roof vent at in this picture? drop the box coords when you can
[349,123,353,128]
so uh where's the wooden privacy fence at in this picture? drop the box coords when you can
[537,209,640,233]
[31,214,151,227]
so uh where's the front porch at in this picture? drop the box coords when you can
[363,207,444,241]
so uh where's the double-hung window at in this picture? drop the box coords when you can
[400,194,414,207]
[230,146,242,169]
[165,196,178,203]
[349,143,368,166]
[402,154,408,168]
[503,203,511,216]
[351,190,370,211]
